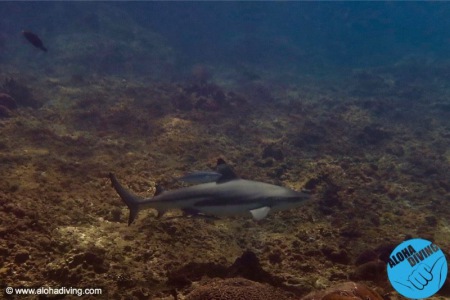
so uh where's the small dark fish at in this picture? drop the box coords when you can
[22,30,47,52]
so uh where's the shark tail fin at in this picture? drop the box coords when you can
[109,173,142,225]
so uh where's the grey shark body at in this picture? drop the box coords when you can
[109,160,310,225]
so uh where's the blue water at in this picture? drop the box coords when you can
[1,2,450,80]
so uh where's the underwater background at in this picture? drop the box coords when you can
[0,2,449,299]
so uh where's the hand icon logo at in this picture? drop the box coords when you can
[395,256,445,291]
[407,263,433,290]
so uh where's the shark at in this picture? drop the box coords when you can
[109,159,311,225]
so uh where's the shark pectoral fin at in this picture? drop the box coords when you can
[250,206,271,220]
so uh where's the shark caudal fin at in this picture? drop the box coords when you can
[109,173,142,225]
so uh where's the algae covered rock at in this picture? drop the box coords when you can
[185,277,292,300]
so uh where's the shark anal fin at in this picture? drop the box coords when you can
[250,206,271,220]
[155,209,167,219]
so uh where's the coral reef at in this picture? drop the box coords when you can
[185,278,293,300]
[174,83,247,112]
[168,250,283,289]
[0,60,449,299]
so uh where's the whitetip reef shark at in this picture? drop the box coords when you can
[109,159,311,225]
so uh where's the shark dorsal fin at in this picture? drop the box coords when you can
[215,158,239,183]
